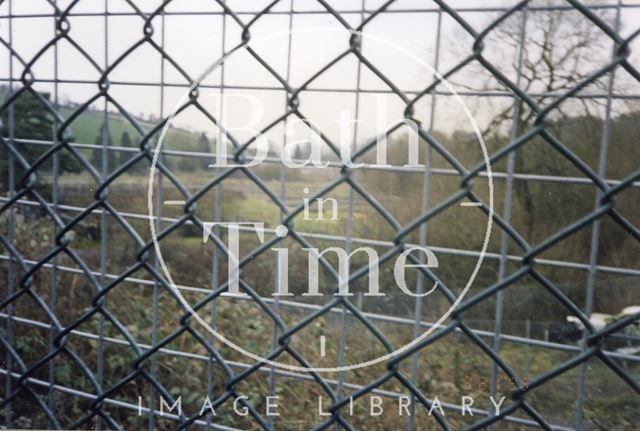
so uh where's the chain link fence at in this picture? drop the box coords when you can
[1,0,640,430]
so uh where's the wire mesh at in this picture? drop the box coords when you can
[0,0,639,430]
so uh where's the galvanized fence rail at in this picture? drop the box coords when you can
[1,0,639,430]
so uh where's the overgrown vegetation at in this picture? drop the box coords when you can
[1,97,639,428]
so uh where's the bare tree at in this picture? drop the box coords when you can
[441,2,626,244]
[456,1,617,136]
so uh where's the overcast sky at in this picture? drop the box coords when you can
[1,0,639,149]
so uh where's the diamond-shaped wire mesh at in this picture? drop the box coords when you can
[1,0,639,430]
